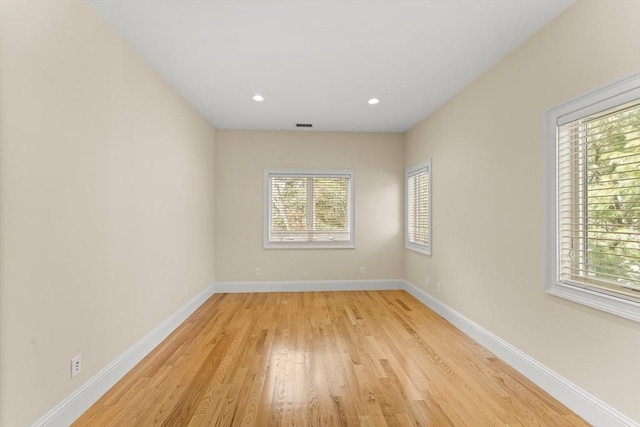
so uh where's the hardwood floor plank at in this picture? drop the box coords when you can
[74,291,588,426]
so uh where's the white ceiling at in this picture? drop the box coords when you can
[87,0,574,133]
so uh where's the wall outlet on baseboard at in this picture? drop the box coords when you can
[255,267,261,276]
[437,283,441,293]
[359,266,365,275]
[425,277,430,287]
[71,354,82,378]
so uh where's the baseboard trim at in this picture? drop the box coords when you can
[214,279,404,293]
[403,280,638,427]
[31,283,216,427]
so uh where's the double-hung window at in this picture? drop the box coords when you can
[545,72,640,321]
[406,160,431,255]
[264,169,355,248]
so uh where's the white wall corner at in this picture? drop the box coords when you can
[30,283,216,427]
[402,280,639,427]
[213,279,405,293]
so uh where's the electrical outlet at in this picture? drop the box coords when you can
[359,266,365,275]
[425,277,430,287]
[255,267,261,276]
[437,283,441,293]
[71,354,82,378]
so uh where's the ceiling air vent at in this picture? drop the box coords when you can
[296,123,313,128]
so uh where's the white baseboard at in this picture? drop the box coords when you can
[31,283,216,427]
[403,280,638,427]
[214,279,404,293]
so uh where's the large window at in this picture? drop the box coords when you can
[406,160,431,255]
[545,72,640,321]
[264,169,354,248]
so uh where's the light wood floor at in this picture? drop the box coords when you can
[74,291,588,426]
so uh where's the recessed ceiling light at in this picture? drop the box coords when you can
[252,94,264,102]
[368,98,380,105]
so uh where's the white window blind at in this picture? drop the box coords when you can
[406,160,431,255]
[557,100,640,300]
[264,170,354,248]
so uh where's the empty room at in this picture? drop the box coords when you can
[1,0,639,426]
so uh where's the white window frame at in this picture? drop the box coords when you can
[263,169,355,249]
[406,160,432,255]
[544,71,640,322]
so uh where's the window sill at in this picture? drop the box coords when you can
[546,281,640,323]
[406,243,431,256]
[264,243,355,250]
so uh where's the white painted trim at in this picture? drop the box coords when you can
[31,284,216,427]
[403,280,639,427]
[214,279,404,293]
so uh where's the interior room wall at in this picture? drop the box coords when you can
[404,0,640,421]
[214,130,404,283]
[0,1,216,425]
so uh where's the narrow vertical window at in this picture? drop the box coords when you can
[406,160,431,255]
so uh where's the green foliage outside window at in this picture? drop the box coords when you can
[583,102,640,292]
[270,175,349,242]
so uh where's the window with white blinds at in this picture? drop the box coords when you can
[545,72,640,321]
[406,160,431,255]
[264,169,354,248]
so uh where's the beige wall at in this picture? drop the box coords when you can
[0,1,216,425]
[215,131,404,282]
[404,0,640,421]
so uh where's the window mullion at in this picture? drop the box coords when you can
[307,177,314,241]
